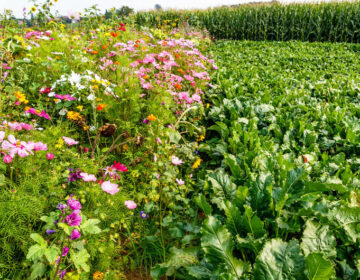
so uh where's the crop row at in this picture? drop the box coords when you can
[135,2,360,42]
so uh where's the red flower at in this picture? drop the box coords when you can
[302,155,308,163]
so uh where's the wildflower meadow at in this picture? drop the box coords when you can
[1,1,360,279]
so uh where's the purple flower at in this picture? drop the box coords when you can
[62,246,69,256]
[60,270,66,279]
[143,119,149,124]
[140,211,148,219]
[66,212,82,226]
[68,169,83,182]
[67,198,82,211]
[46,229,56,235]
[70,229,81,240]
[57,203,67,210]
[55,256,60,266]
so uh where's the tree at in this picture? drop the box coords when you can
[155,4,162,10]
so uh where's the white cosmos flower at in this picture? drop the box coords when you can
[87,93,96,101]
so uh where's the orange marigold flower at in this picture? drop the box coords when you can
[110,32,117,37]
[93,271,104,280]
[174,83,181,90]
[97,104,106,111]
[147,114,156,121]
[92,50,98,55]
[101,45,107,50]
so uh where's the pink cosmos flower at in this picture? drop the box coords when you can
[32,142,48,151]
[101,181,119,194]
[103,166,119,180]
[80,173,97,182]
[3,155,12,164]
[124,200,137,209]
[62,136,79,146]
[154,154,157,162]
[0,131,5,142]
[156,137,162,144]
[171,155,183,165]
[46,153,54,160]
[176,178,185,185]
[2,135,33,158]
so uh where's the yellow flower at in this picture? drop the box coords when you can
[196,134,205,142]
[93,271,104,280]
[206,103,210,109]
[123,144,129,151]
[192,158,202,169]
[76,105,83,111]
[147,114,156,121]
[31,6,36,13]
[54,0,58,2]
[67,111,81,121]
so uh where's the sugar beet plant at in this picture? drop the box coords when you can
[152,41,360,279]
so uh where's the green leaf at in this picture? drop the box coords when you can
[201,216,248,278]
[224,201,242,237]
[30,262,46,280]
[326,206,360,243]
[26,245,46,262]
[30,233,47,247]
[80,219,102,235]
[208,169,237,210]
[301,220,336,258]
[71,249,90,272]
[224,153,242,178]
[254,239,305,280]
[249,173,272,214]
[194,194,212,215]
[241,205,266,238]
[186,265,212,279]
[44,246,60,263]
[305,253,335,280]
[57,222,72,235]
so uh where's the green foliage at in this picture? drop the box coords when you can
[305,253,336,280]
[136,2,360,42]
[253,239,305,279]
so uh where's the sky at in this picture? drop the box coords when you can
[1,0,336,18]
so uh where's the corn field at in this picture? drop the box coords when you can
[135,1,360,42]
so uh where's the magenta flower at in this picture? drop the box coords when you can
[62,246,69,256]
[171,155,183,165]
[112,161,128,172]
[70,229,81,240]
[60,270,66,279]
[62,136,79,146]
[124,200,137,209]
[101,181,119,195]
[66,212,82,226]
[67,198,82,211]
[3,155,12,164]
[46,153,54,160]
